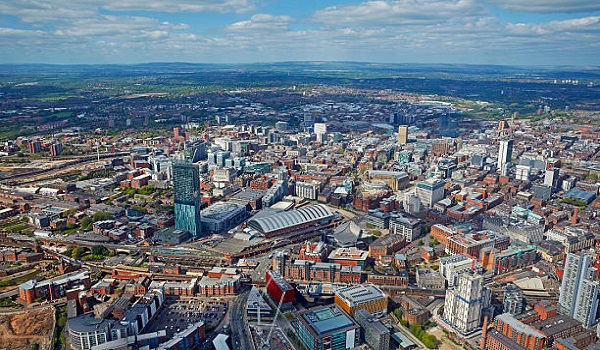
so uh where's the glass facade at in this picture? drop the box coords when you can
[172,160,202,237]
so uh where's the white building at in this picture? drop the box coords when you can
[295,181,319,200]
[415,178,445,208]
[515,164,530,181]
[439,255,482,287]
[497,139,513,174]
[389,213,421,242]
[443,271,491,335]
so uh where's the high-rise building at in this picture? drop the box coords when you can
[443,270,491,335]
[497,140,513,174]
[314,123,328,143]
[398,125,408,145]
[416,178,445,208]
[544,168,560,190]
[50,142,63,157]
[503,284,524,315]
[439,113,449,130]
[558,253,600,328]
[172,160,202,237]
[29,140,42,154]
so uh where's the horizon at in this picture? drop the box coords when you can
[1,0,599,66]
[1,60,599,69]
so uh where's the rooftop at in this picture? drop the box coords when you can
[496,313,545,338]
[335,284,386,306]
[300,304,358,336]
[328,247,368,261]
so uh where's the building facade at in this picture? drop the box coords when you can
[443,270,491,335]
[558,253,600,328]
[172,160,202,237]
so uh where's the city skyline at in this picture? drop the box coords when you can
[1,0,599,65]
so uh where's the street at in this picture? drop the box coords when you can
[230,289,253,350]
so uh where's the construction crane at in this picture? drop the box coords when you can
[261,291,286,350]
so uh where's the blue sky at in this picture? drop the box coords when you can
[0,0,599,65]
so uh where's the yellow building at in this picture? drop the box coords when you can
[334,284,388,317]
[398,125,408,145]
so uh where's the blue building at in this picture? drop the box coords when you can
[172,160,202,237]
[293,304,360,350]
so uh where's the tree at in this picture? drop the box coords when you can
[80,217,93,231]
[92,211,113,221]
[417,239,424,246]
[91,245,109,256]
[71,247,85,259]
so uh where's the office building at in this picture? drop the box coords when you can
[443,270,491,335]
[389,213,422,242]
[558,253,600,328]
[544,168,561,190]
[328,247,369,268]
[334,284,388,318]
[398,125,408,145]
[497,139,513,174]
[294,304,360,350]
[172,160,202,237]
[355,309,390,350]
[415,178,445,208]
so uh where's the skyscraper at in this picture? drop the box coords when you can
[558,253,600,328]
[497,139,513,174]
[398,125,408,145]
[439,113,449,130]
[172,159,202,237]
[443,270,491,335]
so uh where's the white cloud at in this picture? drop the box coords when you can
[487,0,600,13]
[313,0,483,27]
[0,0,254,24]
[226,14,293,32]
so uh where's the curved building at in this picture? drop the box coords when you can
[248,204,334,237]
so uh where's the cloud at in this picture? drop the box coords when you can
[226,14,293,32]
[313,0,483,27]
[487,0,600,13]
[506,16,600,35]
[0,0,254,24]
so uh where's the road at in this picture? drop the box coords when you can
[230,289,254,350]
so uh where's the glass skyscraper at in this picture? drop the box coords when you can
[172,159,202,237]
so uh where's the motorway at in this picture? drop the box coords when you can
[230,289,254,350]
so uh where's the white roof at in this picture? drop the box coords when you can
[213,334,230,350]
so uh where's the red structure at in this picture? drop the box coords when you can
[266,270,294,305]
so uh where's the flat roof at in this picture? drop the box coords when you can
[301,305,357,335]
[67,314,115,333]
[335,284,386,306]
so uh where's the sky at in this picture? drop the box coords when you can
[1,0,599,66]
